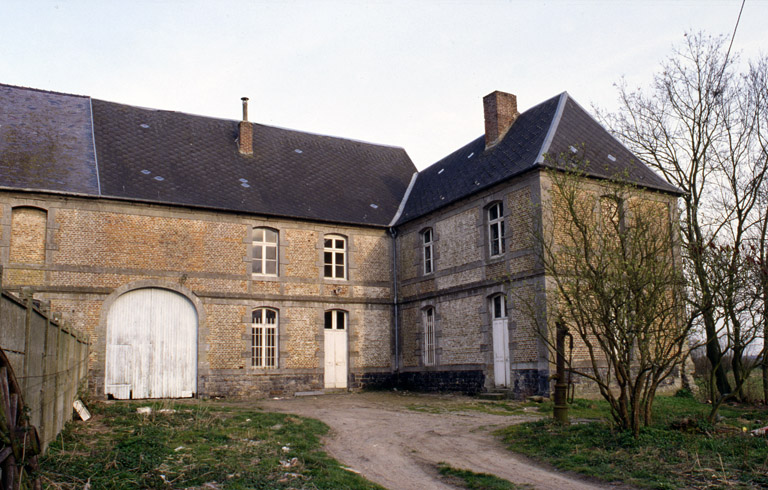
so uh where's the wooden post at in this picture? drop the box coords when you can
[21,287,34,397]
[39,301,51,448]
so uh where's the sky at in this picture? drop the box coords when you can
[1,1,766,170]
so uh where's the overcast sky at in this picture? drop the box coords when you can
[2,1,766,170]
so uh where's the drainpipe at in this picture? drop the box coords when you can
[553,320,571,425]
[389,227,400,380]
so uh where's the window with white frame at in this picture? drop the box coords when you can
[488,202,505,257]
[252,308,278,367]
[253,227,278,276]
[422,228,434,275]
[491,294,507,320]
[324,309,347,330]
[324,235,347,279]
[423,307,436,366]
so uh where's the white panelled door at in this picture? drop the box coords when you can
[491,295,511,388]
[323,310,348,389]
[105,288,197,399]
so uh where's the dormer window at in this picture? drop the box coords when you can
[488,202,505,257]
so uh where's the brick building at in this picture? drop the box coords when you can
[0,84,680,399]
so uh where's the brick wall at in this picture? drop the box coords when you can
[0,192,395,399]
[6,206,47,286]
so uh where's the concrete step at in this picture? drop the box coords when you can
[477,391,514,400]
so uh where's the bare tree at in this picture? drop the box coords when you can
[600,33,768,409]
[532,160,688,437]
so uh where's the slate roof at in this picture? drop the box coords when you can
[395,92,680,224]
[0,84,416,227]
[0,84,99,195]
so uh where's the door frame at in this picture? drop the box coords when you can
[491,294,511,388]
[99,281,205,398]
[323,309,348,389]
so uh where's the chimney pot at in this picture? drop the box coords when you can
[483,91,519,149]
[239,97,253,155]
[241,97,249,122]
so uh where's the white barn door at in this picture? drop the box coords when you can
[105,288,197,399]
[491,295,511,388]
[323,310,348,389]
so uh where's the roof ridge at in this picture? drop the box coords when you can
[93,97,407,151]
[389,171,419,226]
[535,91,568,164]
[0,82,89,99]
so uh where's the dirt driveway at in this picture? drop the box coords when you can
[259,391,624,490]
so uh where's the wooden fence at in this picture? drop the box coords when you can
[0,285,90,451]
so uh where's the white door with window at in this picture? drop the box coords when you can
[105,288,197,399]
[491,295,511,388]
[324,310,348,389]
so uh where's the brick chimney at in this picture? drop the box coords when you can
[483,91,519,149]
[238,97,253,155]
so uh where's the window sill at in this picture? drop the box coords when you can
[252,274,280,281]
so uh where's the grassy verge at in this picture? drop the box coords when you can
[437,463,530,489]
[497,395,768,489]
[40,400,384,490]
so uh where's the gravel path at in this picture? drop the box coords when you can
[259,391,627,490]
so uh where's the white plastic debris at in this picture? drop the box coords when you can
[750,426,768,436]
[137,406,152,415]
[73,399,91,421]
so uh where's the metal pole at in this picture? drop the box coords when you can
[553,320,569,425]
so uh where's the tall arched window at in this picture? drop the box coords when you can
[422,228,434,275]
[423,306,436,366]
[253,227,279,276]
[252,308,278,368]
[487,202,505,257]
[324,234,347,279]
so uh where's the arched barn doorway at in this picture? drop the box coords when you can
[105,288,198,399]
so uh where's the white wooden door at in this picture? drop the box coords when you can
[493,319,511,387]
[491,295,510,387]
[105,288,197,399]
[323,310,348,389]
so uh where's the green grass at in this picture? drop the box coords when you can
[40,400,384,490]
[497,395,768,489]
[437,463,529,490]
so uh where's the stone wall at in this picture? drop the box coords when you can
[396,172,548,395]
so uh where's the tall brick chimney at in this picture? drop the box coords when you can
[238,97,253,155]
[483,91,519,149]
